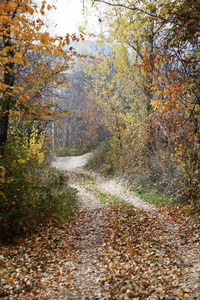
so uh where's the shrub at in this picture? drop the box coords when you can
[0,128,77,242]
[85,140,117,175]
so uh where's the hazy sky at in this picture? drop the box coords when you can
[46,0,85,36]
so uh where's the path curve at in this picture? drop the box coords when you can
[52,154,200,299]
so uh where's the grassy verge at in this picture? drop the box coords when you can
[133,187,172,206]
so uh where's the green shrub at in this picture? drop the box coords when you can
[85,140,118,175]
[0,130,77,242]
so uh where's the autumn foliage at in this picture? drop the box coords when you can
[1,0,199,242]
[0,0,77,154]
[77,0,200,205]
[0,0,79,238]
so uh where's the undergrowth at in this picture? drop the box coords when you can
[0,130,78,243]
[85,139,189,207]
[133,188,172,206]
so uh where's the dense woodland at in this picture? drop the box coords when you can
[0,0,200,236]
[0,1,200,298]
[56,0,200,203]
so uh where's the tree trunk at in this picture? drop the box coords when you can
[146,18,154,114]
[0,31,15,155]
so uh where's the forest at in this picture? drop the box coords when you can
[0,0,200,299]
[53,0,200,205]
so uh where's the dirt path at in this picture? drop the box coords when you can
[1,154,199,299]
[51,154,200,300]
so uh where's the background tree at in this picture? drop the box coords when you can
[0,0,76,155]
[0,0,80,238]
[53,56,109,156]
[85,0,200,201]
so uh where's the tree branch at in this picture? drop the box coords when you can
[93,0,199,32]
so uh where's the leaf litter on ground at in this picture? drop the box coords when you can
[0,202,199,299]
[0,155,200,299]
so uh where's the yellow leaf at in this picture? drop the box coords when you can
[27,7,34,15]
[106,37,113,44]
[110,32,118,38]
[7,278,14,283]
[96,40,105,47]
[40,9,45,15]
[0,191,6,198]
[0,166,5,181]
[41,35,46,44]
[78,26,85,32]
[14,52,22,60]
[32,44,39,51]
[98,33,105,39]
[9,2,17,9]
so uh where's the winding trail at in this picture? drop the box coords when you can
[51,154,200,299]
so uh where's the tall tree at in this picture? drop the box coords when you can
[91,0,200,197]
[0,0,75,155]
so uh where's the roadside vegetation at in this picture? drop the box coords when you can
[85,141,175,206]
[0,1,199,298]
[0,127,77,243]
[0,0,199,246]
[0,0,80,243]
[1,161,200,299]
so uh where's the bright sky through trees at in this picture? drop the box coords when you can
[45,0,84,36]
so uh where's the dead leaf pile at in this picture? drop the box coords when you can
[97,204,200,299]
[0,201,199,299]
